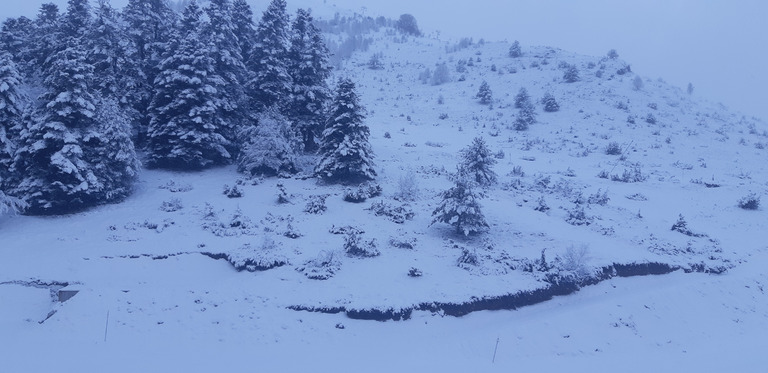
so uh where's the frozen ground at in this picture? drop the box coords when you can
[2,5,768,372]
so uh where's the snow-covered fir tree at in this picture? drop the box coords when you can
[541,92,560,112]
[231,0,257,63]
[0,16,34,69]
[146,0,231,170]
[0,52,25,188]
[508,40,522,58]
[315,78,376,184]
[246,0,292,112]
[86,0,127,98]
[28,3,62,76]
[12,45,137,215]
[431,172,489,236]
[476,80,492,105]
[61,0,91,46]
[122,0,177,146]
[514,87,531,109]
[237,107,298,177]
[287,8,332,152]
[203,0,247,151]
[459,137,497,187]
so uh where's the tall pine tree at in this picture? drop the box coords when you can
[0,52,25,190]
[122,0,177,146]
[28,3,61,77]
[458,137,497,187]
[315,78,376,184]
[231,0,257,64]
[246,0,292,112]
[287,8,332,152]
[203,0,247,152]
[87,0,128,98]
[431,172,489,236]
[146,0,231,170]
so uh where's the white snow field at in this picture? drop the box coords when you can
[2,4,768,373]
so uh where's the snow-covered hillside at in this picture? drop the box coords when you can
[2,14,768,373]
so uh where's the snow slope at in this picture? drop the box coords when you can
[2,14,768,373]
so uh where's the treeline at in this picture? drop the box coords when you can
[0,0,378,216]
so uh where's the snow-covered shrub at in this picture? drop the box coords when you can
[297,250,342,280]
[418,68,431,84]
[407,267,423,277]
[260,213,301,239]
[587,189,610,206]
[304,194,328,214]
[737,193,760,210]
[389,236,417,250]
[457,247,479,269]
[616,64,631,75]
[221,240,289,272]
[159,180,193,193]
[508,40,522,58]
[610,166,647,183]
[534,195,550,212]
[367,200,415,224]
[566,205,592,226]
[202,205,258,237]
[329,225,364,235]
[556,245,593,280]
[632,75,644,91]
[607,49,619,59]
[276,183,292,204]
[604,141,622,155]
[515,87,531,109]
[368,52,384,70]
[563,64,580,83]
[223,184,243,198]
[344,232,380,257]
[646,113,657,124]
[514,104,536,131]
[541,92,560,112]
[160,198,183,212]
[395,171,419,201]
[0,192,27,216]
[343,183,382,203]
[671,214,706,237]
[431,63,451,85]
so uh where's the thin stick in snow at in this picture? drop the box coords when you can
[104,310,110,343]
[492,337,500,363]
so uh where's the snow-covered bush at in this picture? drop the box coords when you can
[0,192,27,216]
[407,267,423,277]
[610,166,647,183]
[344,232,380,258]
[201,205,258,237]
[159,180,193,193]
[632,75,644,91]
[368,52,384,70]
[515,87,532,109]
[541,92,560,112]
[297,250,342,280]
[587,189,610,206]
[390,236,417,250]
[304,194,328,214]
[604,141,622,155]
[457,247,479,269]
[276,183,292,204]
[430,63,451,86]
[534,195,550,212]
[395,171,420,201]
[160,198,183,212]
[556,245,593,280]
[671,214,706,237]
[563,64,580,83]
[566,205,592,226]
[221,240,289,272]
[223,184,243,198]
[367,200,415,224]
[737,193,760,210]
[607,49,619,59]
[343,183,382,203]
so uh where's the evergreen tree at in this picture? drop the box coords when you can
[146,1,231,170]
[514,87,531,109]
[508,40,522,58]
[28,3,62,76]
[476,81,492,105]
[87,0,128,97]
[0,17,34,67]
[0,52,25,189]
[431,172,489,236]
[203,0,247,151]
[287,8,332,152]
[122,0,177,146]
[315,78,376,184]
[246,0,292,112]
[237,107,298,177]
[541,92,560,112]
[459,137,497,187]
[231,0,257,63]
[563,64,580,83]
[13,46,136,215]
[61,0,91,46]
